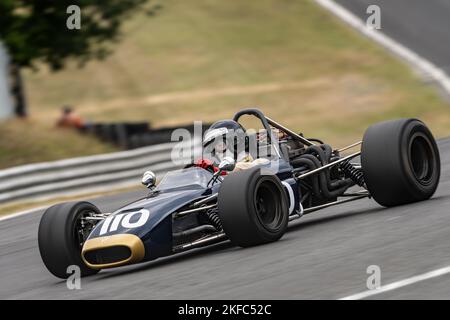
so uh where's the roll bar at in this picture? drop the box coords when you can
[233,108,315,147]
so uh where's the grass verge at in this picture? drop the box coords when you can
[0,119,115,169]
[2,0,447,168]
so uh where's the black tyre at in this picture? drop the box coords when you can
[362,118,440,207]
[38,202,101,279]
[218,167,289,247]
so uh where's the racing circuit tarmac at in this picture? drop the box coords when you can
[0,138,449,299]
[335,0,450,76]
[1,0,450,300]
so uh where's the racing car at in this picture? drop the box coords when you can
[38,108,441,279]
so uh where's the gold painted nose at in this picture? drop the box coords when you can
[82,234,145,269]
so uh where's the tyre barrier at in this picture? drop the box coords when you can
[86,122,211,149]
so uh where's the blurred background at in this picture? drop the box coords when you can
[1,0,449,170]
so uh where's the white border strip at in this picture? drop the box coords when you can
[0,206,48,222]
[340,265,450,300]
[0,179,141,223]
[314,0,450,94]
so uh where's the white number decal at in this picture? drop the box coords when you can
[99,209,150,235]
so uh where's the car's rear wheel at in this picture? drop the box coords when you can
[218,168,289,247]
[361,118,440,207]
[38,202,101,279]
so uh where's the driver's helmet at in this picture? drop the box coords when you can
[203,120,246,163]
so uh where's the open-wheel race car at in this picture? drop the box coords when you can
[38,108,441,278]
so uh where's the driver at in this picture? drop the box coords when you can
[202,120,269,171]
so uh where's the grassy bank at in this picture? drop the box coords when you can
[2,0,448,168]
[0,120,115,169]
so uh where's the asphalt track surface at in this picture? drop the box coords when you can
[0,138,449,299]
[2,1,450,299]
[335,0,450,74]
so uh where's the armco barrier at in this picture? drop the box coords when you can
[0,141,200,204]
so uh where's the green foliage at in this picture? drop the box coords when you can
[0,0,150,69]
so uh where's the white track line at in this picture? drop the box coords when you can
[0,206,47,222]
[340,266,450,300]
[0,180,141,223]
[314,0,450,94]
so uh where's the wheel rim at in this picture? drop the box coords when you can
[408,133,435,186]
[253,180,283,231]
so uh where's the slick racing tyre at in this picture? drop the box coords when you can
[38,202,101,279]
[218,167,289,247]
[361,118,440,207]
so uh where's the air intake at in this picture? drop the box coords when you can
[84,246,131,265]
[81,234,145,269]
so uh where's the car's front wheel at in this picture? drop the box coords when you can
[38,202,101,279]
[218,167,289,247]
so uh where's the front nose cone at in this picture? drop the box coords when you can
[82,234,145,269]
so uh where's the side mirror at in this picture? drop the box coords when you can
[142,171,156,188]
[218,157,236,172]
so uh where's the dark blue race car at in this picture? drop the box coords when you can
[38,109,441,279]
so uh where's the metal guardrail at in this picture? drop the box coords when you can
[0,141,198,204]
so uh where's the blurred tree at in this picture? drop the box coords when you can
[0,0,150,117]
